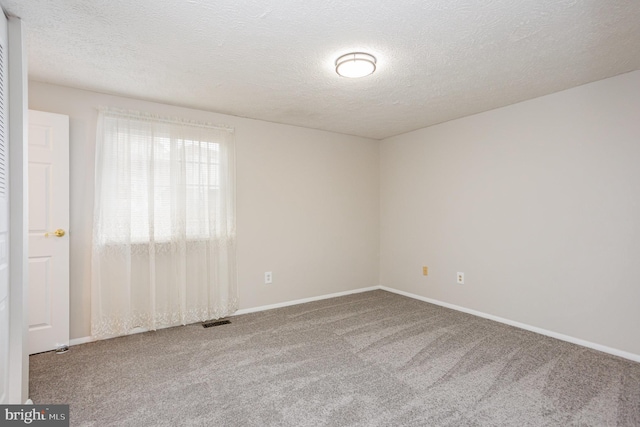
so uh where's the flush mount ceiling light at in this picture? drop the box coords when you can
[335,52,377,78]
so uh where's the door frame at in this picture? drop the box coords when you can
[8,15,29,404]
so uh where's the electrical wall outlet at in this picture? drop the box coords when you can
[264,272,272,284]
[457,272,464,285]
[422,266,428,276]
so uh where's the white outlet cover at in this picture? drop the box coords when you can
[457,272,464,285]
[264,272,273,284]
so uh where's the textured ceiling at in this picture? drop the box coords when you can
[2,0,640,139]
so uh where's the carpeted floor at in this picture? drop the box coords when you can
[30,290,640,426]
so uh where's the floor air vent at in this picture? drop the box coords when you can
[202,319,231,328]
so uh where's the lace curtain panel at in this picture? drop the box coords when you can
[91,108,237,338]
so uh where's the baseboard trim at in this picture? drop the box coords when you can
[70,323,189,345]
[71,285,639,363]
[379,286,640,363]
[69,286,380,346]
[69,336,94,346]
[233,286,380,316]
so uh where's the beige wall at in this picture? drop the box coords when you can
[29,81,380,340]
[30,71,640,355]
[380,71,640,355]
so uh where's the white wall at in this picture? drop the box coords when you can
[380,71,640,356]
[29,81,380,340]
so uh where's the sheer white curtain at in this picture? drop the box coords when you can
[91,108,237,338]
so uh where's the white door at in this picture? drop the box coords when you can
[28,110,69,355]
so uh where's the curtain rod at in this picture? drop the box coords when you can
[98,106,234,133]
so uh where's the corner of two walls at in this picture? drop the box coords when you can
[379,70,640,356]
[28,70,640,356]
[27,81,381,340]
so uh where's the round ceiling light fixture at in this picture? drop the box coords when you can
[335,52,377,78]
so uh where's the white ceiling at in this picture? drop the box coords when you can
[2,0,640,140]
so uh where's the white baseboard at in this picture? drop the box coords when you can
[70,285,640,363]
[69,286,380,346]
[70,324,177,346]
[69,336,94,346]
[233,286,380,316]
[379,286,640,363]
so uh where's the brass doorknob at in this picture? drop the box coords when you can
[45,229,66,237]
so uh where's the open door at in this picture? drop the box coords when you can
[27,110,69,355]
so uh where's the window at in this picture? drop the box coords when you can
[91,108,237,338]
[110,135,220,242]
[93,109,235,245]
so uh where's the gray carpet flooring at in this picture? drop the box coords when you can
[30,290,640,426]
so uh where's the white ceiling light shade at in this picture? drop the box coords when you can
[335,52,377,78]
